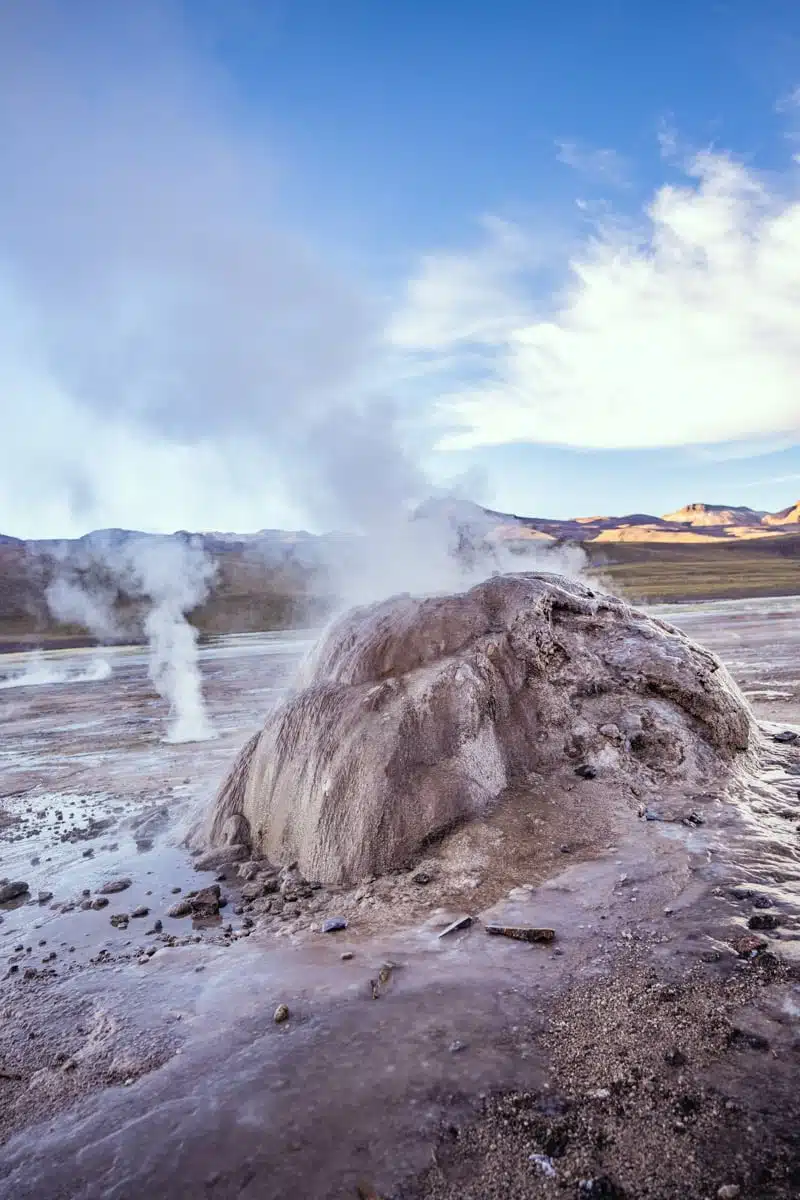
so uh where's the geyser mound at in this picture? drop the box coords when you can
[207,573,754,885]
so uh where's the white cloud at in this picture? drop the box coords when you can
[0,1,407,539]
[776,85,800,113]
[555,139,630,187]
[393,149,800,454]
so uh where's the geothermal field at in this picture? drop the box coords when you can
[0,583,799,1199]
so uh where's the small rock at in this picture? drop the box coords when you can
[190,885,222,917]
[644,809,665,822]
[747,912,780,931]
[97,879,132,895]
[168,900,193,919]
[732,933,768,957]
[273,1003,290,1024]
[772,730,798,744]
[192,846,248,872]
[91,897,109,910]
[322,917,347,933]
[529,1153,556,1178]
[575,764,597,780]
[587,1088,611,1100]
[81,849,94,858]
[171,886,182,894]
[110,914,129,928]
[448,1040,467,1053]
[37,891,53,904]
[153,919,163,932]
[130,906,149,919]
[438,915,473,939]
[0,882,29,903]
[664,1047,687,1067]
[341,951,354,961]
[682,811,705,827]
[412,872,433,885]
[717,1187,741,1200]
[485,923,555,944]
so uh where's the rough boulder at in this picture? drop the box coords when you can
[206,573,754,884]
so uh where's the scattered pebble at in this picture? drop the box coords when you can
[717,1187,741,1200]
[322,917,347,933]
[130,906,149,919]
[529,1153,556,1178]
[273,1003,290,1024]
[341,951,354,961]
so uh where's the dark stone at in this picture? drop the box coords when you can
[485,923,555,944]
[0,882,29,903]
[97,879,132,895]
[772,730,798,744]
[322,917,347,933]
[130,906,149,919]
[644,809,665,822]
[412,872,433,885]
[747,912,780,931]
[578,1178,626,1199]
[664,1047,687,1067]
[168,900,193,919]
[575,764,597,780]
[190,885,222,917]
[91,897,109,910]
[110,914,129,928]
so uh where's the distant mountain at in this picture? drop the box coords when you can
[1,496,798,644]
[661,502,765,528]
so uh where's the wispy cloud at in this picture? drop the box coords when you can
[555,139,630,187]
[776,85,800,113]
[392,147,800,456]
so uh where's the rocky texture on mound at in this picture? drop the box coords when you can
[206,573,754,885]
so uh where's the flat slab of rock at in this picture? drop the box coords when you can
[192,846,247,872]
[438,915,473,939]
[485,923,555,944]
[97,878,132,895]
[0,882,29,903]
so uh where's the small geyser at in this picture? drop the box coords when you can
[45,535,216,743]
[206,572,755,884]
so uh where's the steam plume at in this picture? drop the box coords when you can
[45,535,216,743]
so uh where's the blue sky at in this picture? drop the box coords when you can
[1,0,799,535]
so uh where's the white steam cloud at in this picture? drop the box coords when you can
[46,536,216,743]
[0,650,111,690]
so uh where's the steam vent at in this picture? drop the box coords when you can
[207,573,754,885]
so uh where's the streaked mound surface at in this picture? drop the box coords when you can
[205,573,754,886]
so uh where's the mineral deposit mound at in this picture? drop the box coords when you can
[207,573,754,885]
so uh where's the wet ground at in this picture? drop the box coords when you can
[0,601,798,1199]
